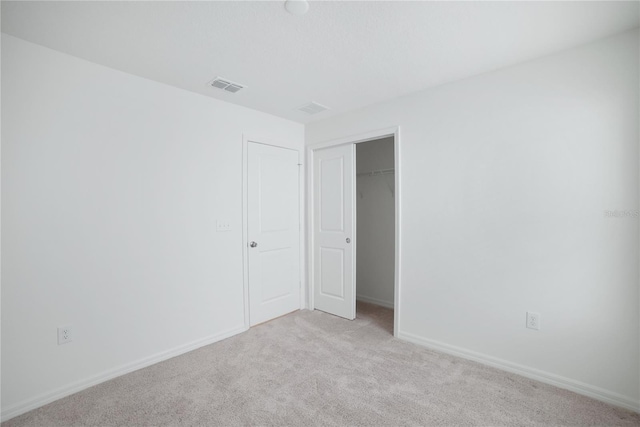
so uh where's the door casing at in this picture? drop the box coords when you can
[307,126,401,336]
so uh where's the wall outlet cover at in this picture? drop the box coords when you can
[526,312,541,330]
[58,325,73,344]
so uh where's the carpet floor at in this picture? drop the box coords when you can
[4,302,640,426]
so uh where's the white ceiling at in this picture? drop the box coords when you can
[2,1,638,124]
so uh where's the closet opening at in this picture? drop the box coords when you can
[355,137,395,335]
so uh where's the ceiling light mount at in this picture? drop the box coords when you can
[284,0,309,16]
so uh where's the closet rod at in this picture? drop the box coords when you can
[356,168,394,177]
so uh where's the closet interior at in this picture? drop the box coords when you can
[355,137,395,332]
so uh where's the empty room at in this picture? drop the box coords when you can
[2,1,639,425]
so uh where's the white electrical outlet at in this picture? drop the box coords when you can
[526,312,540,330]
[58,326,73,345]
[216,220,231,232]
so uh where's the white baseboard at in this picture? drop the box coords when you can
[397,330,640,413]
[356,294,394,309]
[1,325,248,422]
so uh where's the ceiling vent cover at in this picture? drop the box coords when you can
[298,102,329,115]
[209,77,246,93]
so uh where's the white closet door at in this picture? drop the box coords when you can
[248,142,300,326]
[313,144,355,320]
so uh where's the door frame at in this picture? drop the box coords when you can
[307,126,401,337]
[242,134,305,329]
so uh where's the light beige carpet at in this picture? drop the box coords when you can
[4,302,640,426]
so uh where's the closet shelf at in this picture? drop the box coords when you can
[356,168,394,177]
[357,168,395,198]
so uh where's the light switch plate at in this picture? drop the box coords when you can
[216,220,231,232]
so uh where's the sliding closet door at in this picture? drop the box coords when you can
[313,144,356,320]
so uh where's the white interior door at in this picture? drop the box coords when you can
[313,144,356,320]
[248,142,300,326]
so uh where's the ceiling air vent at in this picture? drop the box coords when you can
[208,77,246,93]
[297,102,329,115]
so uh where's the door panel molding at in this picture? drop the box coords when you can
[319,247,345,298]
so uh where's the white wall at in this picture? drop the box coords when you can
[1,34,304,419]
[307,30,640,410]
[356,138,395,308]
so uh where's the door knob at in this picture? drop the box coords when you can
[346,238,351,243]
[250,241,258,248]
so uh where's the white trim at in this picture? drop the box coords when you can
[398,330,640,413]
[307,126,401,336]
[242,135,251,328]
[356,295,394,309]
[393,128,402,337]
[350,143,357,319]
[298,149,307,311]
[242,134,306,326]
[306,143,314,311]
[307,127,399,151]
[1,325,247,422]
